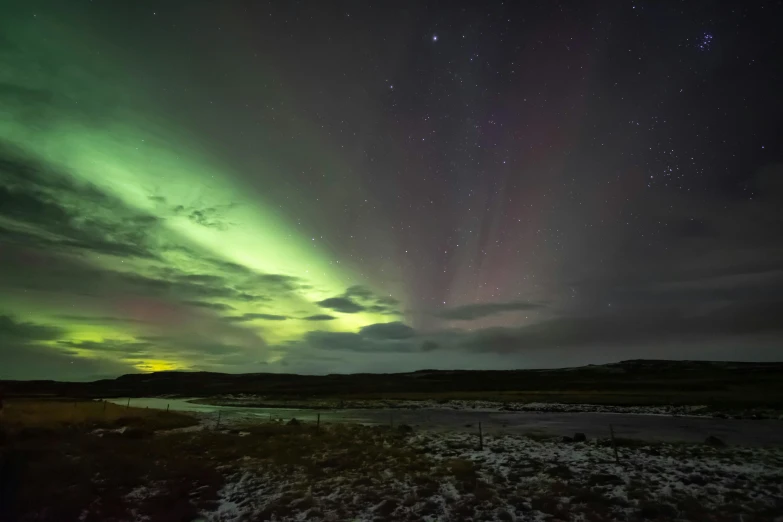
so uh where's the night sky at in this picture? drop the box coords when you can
[1,1,782,380]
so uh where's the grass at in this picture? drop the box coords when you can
[1,408,448,521]
[1,398,197,431]
[2,400,780,521]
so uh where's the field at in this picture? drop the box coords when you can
[1,398,198,431]
[1,400,782,521]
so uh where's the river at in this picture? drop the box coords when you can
[107,397,783,446]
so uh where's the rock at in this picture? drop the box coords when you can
[287,418,301,426]
[561,436,574,443]
[373,498,399,516]
[573,432,587,442]
[396,424,414,434]
[704,435,725,447]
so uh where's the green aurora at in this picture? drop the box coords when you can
[0,5,399,376]
[3,1,782,380]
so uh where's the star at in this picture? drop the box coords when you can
[432,34,438,42]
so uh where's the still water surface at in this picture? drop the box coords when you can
[107,397,783,447]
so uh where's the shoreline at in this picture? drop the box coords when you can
[187,396,783,420]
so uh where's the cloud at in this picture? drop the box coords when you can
[302,314,337,321]
[161,197,236,231]
[186,207,232,230]
[316,297,365,313]
[0,314,138,381]
[438,300,545,320]
[179,274,225,285]
[182,300,235,311]
[0,145,163,259]
[226,313,288,322]
[57,314,148,325]
[359,321,416,339]
[58,339,153,356]
[283,321,428,355]
[62,335,251,361]
[0,342,137,381]
[0,314,64,341]
[457,301,783,354]
[315,285,401,316]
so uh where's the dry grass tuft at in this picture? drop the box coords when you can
[2,399,197,431]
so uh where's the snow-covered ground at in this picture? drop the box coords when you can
[385,399,711,416]
[201,429,783,521]
[199,395,783,419]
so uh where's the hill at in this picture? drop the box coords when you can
[3,359,783,407]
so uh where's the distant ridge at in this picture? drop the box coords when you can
[2,359,783,408]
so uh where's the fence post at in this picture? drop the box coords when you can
[216,410,221,430]
[166,403,170,413]
[479,422,484,450]
[609,424,620,464]
[317,413,320,431]
[126,397,130,409]
[102,400,107,413]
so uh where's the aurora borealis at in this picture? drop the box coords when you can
[1,1,782,380]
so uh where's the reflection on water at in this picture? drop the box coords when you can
[106,397,783,447]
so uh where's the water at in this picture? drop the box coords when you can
[107,397,783,446]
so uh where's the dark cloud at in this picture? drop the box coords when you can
[0,314,137,381]
[438,301,545,321]
[57,314,148,324]
[62,336,249,358]
[294,329,429,354]
[182,300,235,311]
[316,297,365,313]
[226,313,288,322]
[185,206,234,230]
[344,285,375,300]
[0,342,137,381]
[282,295,783,362]
[179,274,225,285]
[57,339,153,356]
[284,321,427,355]
[206,261,303,293]
[0,145,163,259]
[251,273,302,291]
[302,314,337,321]
[458,301,783,354]
[317,285,401,316]
[0,314,63,341]
[0,248,269,305]
[359,321,416,339]
[162,198,236,230]
[235,292,270,302]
